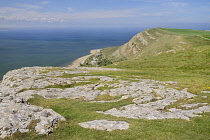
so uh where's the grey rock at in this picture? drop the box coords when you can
[64,70,89,75]
[0,66,209,138]
[180,103,208,109]
[78,120,129,131]
[0,100,66,138]
[201,96,208,98]
[133,95,155,104]
[83,76,116,82]
[201,91,210,94]
[76,67,122,71]
[18,129,29,133]
[97,85,210,121]
[19,87,104,101]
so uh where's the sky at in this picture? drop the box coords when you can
[0,0,210,29]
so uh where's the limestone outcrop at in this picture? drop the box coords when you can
[79,120,130,131]
[0,66,209,138]
[0,67,70,138]
[0,66,120,138]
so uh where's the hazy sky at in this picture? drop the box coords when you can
[0,0,209,28]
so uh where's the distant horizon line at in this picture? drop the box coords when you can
[0,26,150,28]
[0,25,209,30]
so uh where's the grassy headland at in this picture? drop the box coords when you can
[5,28,210,140]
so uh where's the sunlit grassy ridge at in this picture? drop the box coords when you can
[105,28,210,93]
[5,28,210,140]
[102,28,210,61]
[160,28,210,39]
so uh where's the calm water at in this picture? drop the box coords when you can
[0,27,145,79]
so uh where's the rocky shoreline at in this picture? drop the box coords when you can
[0,66,210,138]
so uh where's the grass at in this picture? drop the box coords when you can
[44,82,92,89]
[95,94,122,101]
[45,78,101,89]
[101,46,125,62]
[18,88,41,93]
[5,70,210,140]
[96,85,116,91]
[7,64,210,140]
[59,73,91,79]
[4,28,210,139]
[160,28,210,39]
[89,68,209,93]
[105,42,210,94]
[6,95,210,140]
[27,119,41,130]
[100,28,210,64]
[165,96,210,110]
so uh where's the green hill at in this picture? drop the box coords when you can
[82,28,210,68]
[80,27,210,93]
[105,28,210,70]
[102,28,210,60]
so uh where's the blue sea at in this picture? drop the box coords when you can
[0,27,145,79]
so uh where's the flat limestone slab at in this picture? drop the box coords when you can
[78,120,130,131]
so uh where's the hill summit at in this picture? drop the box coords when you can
[81,28,210,68]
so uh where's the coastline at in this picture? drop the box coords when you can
[68,49,101,68]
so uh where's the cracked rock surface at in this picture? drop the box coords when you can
[0,66,209,138]
[0,96,66,138]
[0,66,120,138]
[78,120,130,131]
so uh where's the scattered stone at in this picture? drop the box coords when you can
[78,120,129,131]
[97,86,210,121]
[18,87,104,101]
[180,103,208,109]
[0,66,209,138]
[145,31,156,39]
[201,96,208,98]
[64,70,89,75]
[201,91,210,94]
[133,95,156,104]
[179,41,187,44]
[83,76,116,82]
[136,32,148,45]
[76,67,122,71]
[0,100,66,138]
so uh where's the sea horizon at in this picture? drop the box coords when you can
[1,26,209,80]
[0,27,146,80]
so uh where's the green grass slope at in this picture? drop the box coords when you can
[106,28,210,93]
[160,28,210,39]
[83,28,209,66]
[102,28,210,61]
[106,28,210,70]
